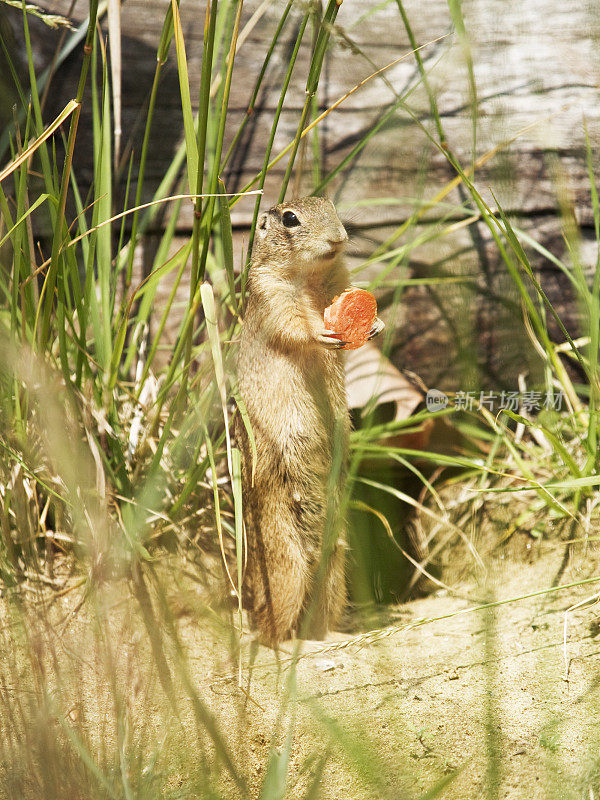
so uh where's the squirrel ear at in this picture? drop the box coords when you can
[257,212,269,238]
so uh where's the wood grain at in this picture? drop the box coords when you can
[11,0,600,386]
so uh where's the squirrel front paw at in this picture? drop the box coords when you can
[367,317,385,340]
[316,329,349,350]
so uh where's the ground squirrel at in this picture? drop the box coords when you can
[235,196,382,647]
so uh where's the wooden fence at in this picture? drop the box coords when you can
[4,0,600,389]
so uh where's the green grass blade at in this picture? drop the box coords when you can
[0,100,78,184]
[394,0,445,143]
[91,35,113,375]
[122,4,174,289]
[171,0,198,194]
[196,0,242,286]
[259,716,295,800]
[221,0,294,170]
[278,0,341,202]
[0,192,47,250]
[38,0,99,350]
[447,0,478,161]
[217,177,236,311]
[200,281,232,471]
[231,445,243,613]
[231,385,257,485]
[243,7,310,299]
[583,120,600,463]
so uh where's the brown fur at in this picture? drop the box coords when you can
[235,197,350,647]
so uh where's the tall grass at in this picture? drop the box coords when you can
[0,0,599,798]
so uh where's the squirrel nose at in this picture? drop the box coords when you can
[329,227,348,246]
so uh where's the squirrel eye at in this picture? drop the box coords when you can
[282,210,300,228]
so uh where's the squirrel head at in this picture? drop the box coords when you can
[253,196,348,275]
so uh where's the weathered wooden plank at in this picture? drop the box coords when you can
[6,0,600,388]
[26,0,600,227]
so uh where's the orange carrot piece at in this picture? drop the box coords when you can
[324,288,377,350]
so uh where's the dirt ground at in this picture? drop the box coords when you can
[3,536,600,799]
[166,537,600,799]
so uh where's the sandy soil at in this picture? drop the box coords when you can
[168,538,600,799]
[3,537,600,799]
